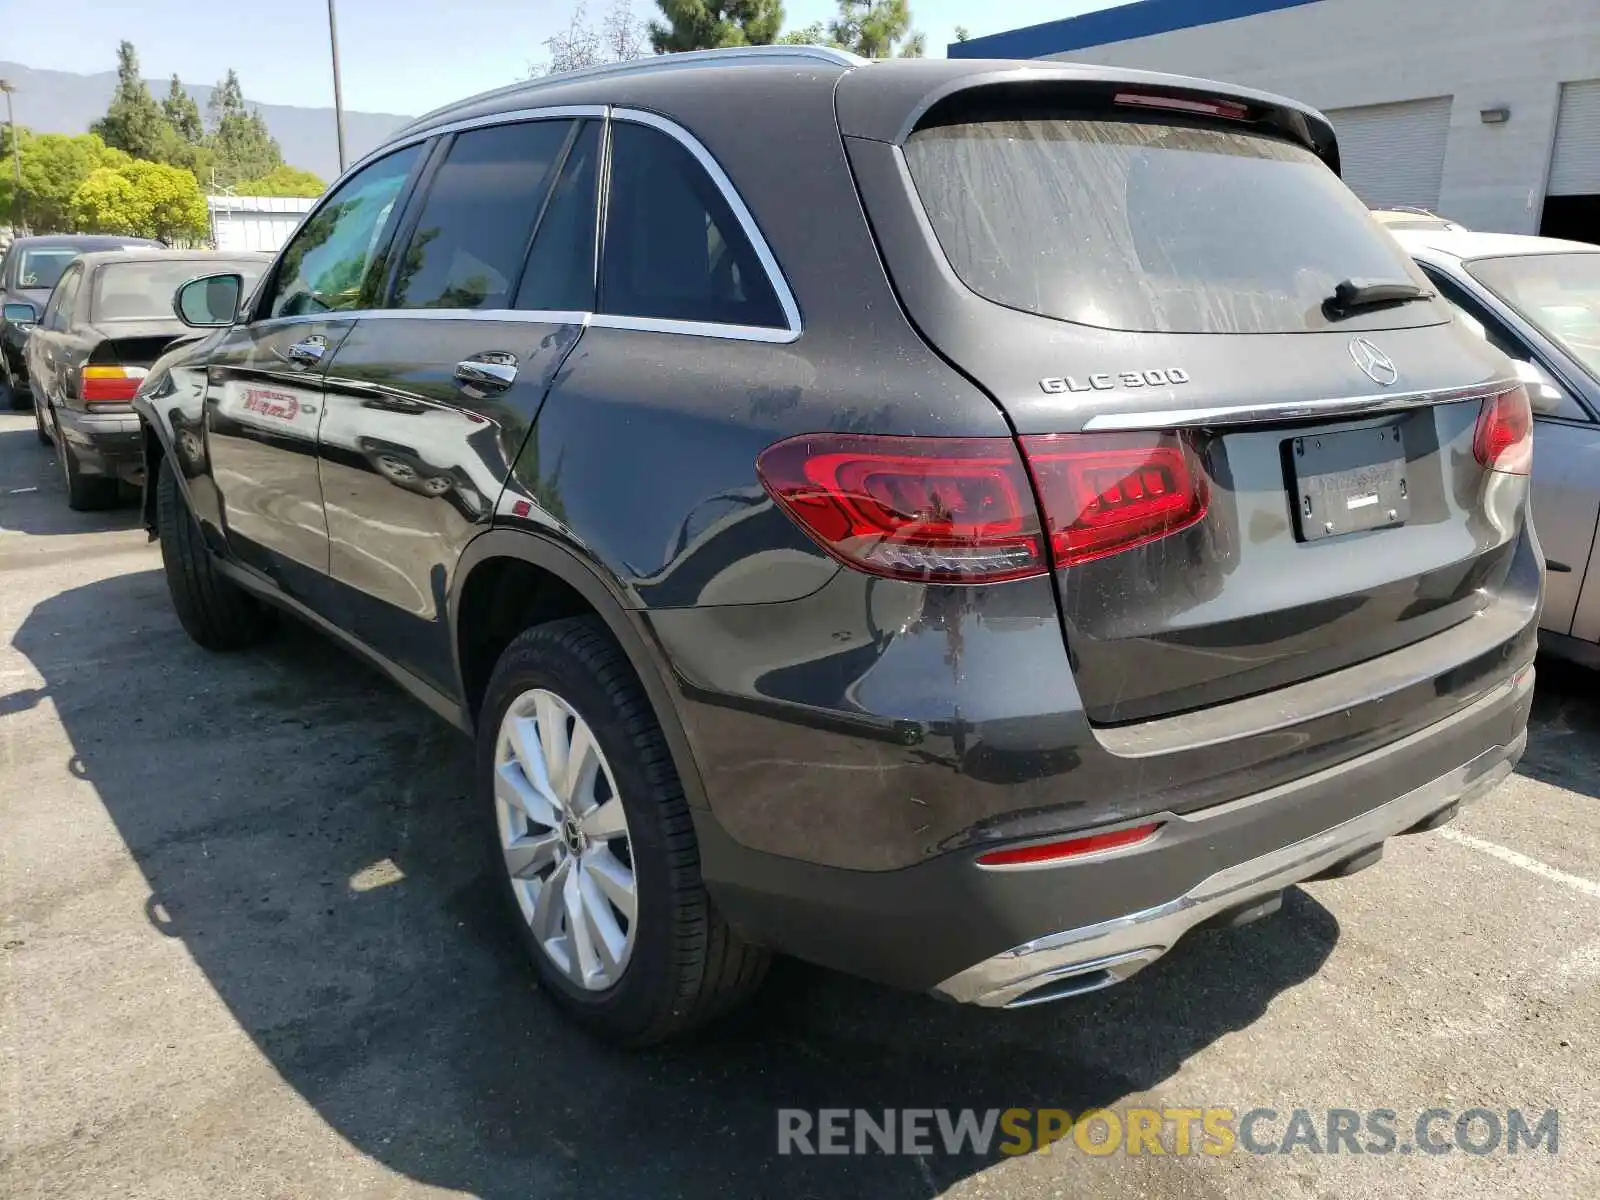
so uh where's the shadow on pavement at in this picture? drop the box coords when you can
[0,426,142,538]
[1520,654,1600,801]
[14,568,1341,1198]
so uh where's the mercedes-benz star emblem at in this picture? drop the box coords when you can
[1349,337,1399,386]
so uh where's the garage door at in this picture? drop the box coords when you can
[1325,97,1452,210]
[1549,79,1600,196]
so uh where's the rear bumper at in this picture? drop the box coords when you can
[938,712,1525,1007]
[696,658,1534,996]
[56,407,143,483]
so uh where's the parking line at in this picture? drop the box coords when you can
[1440,827,1600,899]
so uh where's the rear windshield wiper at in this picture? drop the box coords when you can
[1323,278,1435,319]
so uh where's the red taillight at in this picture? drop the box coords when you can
[977,822,1163,868]
[1022,432,1208,567]
[1114,91,1249,120]
[80,365,145,408]
[756,434,1048,583]
[1473,386,1532,476]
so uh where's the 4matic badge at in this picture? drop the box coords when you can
[1039,368,1191,395]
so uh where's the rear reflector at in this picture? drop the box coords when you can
[1473,385,1532,475]
[977,822,1163,867]
[1114,91,1249,120]
[757,431,1208,582]
[1022,432,1208,567]
[81,365,147,408]
[756,434,1047,583]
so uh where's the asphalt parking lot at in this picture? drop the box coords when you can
[2,409,1597,1199]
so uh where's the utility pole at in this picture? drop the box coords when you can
[0,80,22,233]
[327,0,348,174]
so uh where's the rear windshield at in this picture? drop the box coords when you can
[15,248,81,291]
[93,260,266,322]
[1464,252,1600,381]
[903,117,1440,334]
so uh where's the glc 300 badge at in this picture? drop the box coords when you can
[1039,368,1191,395]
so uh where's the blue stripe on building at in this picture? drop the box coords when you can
[949,0,1326,59]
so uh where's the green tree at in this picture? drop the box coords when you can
[238,164,326,197]
[0,129,132,233]
[206,69,284,190]
[830,0,924,57]
[90,41,176,161]
[954,25,971,42]
[162,76,204,143]
[69,158,208,242]
[777,21,829,44]
[648,0,784,52]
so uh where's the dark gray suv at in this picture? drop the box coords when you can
[134,48,1541,1044]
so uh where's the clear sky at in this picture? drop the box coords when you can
[2,0,1111,117]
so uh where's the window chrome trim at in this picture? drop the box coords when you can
[610,107,803,342]
[1083,378,1519,431]
[270,106,803,346]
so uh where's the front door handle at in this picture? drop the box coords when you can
[454,355,517,394]
[285,336,327,368]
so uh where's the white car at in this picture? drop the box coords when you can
[1394,228,1600,666]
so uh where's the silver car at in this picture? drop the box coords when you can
[1396,229,1600,667]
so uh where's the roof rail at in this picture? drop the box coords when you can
[398,45,868,139]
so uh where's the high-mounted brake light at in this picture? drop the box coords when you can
[756,431,1208,583]
[80,365,146,409]
[1472,385,1532,476]
[1114,91,1249,120]
[977,822,1163,868]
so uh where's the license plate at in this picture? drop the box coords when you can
[1290,424,1409,542]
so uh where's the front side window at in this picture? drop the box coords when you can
[600,121,785,329]
[390,120,574,311]
[262,145,422,319]
[904,116,1444,335]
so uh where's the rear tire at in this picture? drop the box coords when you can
[2,371,28,411]
[156,456,274,650]
[56,414,119,511]
[479,617,769,1045]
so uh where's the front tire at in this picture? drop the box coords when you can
[155,456,274,650]
[479,617,769,1045]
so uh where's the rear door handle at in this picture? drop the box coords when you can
[454,356,517,393]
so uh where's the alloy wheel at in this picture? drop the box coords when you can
[494,687,638,991]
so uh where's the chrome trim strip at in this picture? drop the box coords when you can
[611,107,803,341]
[589,313,797,343]
[355,308,593,325]
[1083,378,1517,430]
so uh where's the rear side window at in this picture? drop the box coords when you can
[600,122,785,329]
[45,266,82,329]
[516,121,600,312]
[903,117,1440,334]
[391,120,574,311]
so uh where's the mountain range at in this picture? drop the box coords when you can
[0,61,413,183]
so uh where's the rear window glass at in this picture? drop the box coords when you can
[16,249,81,291]
[93,260,266,322]
[903,117,1440,334]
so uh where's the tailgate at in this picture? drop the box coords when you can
[846,77,1531,723]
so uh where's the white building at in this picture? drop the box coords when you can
[953,0,1600,240]
[206,195,317,254]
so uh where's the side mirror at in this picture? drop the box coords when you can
[173,272,243,328]
[3,301,38,326]
[1512,358,1569,416]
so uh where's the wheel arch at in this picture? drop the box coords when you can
[451,529,711,811]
